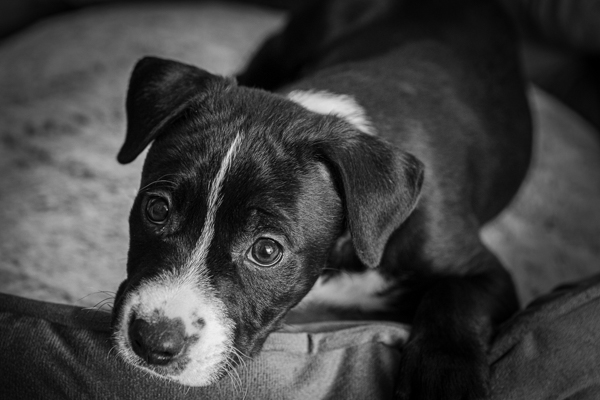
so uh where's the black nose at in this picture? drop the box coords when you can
[129,317,187,366]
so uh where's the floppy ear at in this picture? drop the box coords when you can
[320,132,424,268]
[117,56,221,164]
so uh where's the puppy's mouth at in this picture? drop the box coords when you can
[112,272,237,386]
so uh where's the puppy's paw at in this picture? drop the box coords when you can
[395,336,490,400]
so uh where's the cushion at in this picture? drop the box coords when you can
[3,274,600,399]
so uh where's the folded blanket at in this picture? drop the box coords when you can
[2,274,600,399]
[490,274,600,399]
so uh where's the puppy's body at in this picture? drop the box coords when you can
[250,0,531,224]
[271,0,532,322]
[112,0,532,398]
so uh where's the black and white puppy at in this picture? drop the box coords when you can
[112,0,532,398]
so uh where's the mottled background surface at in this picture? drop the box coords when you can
[0,2,598,311]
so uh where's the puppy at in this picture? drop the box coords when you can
[112,0,532,398]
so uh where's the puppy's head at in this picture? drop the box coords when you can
[112,57,423,386]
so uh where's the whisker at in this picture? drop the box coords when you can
[82,297,114,311]
[228,358,243,393]
[79,290,116,304]
[226,347,252,395]
[241,380,250,400]
[220,360,235,392]
[232,347,251,361]
[108,344,120,358]
[80,291,116,323]
[97,290,117,296]
[96,299,114,311]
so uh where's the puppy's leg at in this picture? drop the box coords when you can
[396,248,518,400]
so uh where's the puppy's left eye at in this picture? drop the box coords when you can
[146,197,169,224]
[247,238,283,267]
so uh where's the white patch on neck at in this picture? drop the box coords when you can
[295,270,392,312]
[287,90,376,135]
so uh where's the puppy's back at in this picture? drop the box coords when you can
[278,0,532,223]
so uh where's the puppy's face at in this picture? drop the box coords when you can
[112,57,423,386]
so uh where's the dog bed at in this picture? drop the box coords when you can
[3,273,600,399]
[1,2,600,399]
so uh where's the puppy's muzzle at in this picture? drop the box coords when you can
[113,272,235,386]
[129,315,193,366]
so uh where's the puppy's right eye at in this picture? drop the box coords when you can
[247,238,283,267]
[146,197,169,224]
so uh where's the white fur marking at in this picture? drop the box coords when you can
[287,89,376,135]
[115,134,243,386]
[115,273,234,386]
[185,134,243,276]
[296,270,392,312]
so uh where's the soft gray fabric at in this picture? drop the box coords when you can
[0,294,408,399]
[490,274,600,399]
[3,275,600,399]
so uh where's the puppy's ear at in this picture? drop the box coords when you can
[118,57,221,164]
[320,132,424,268]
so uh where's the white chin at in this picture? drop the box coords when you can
[114,270,235,387]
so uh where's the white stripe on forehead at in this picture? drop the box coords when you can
[183,134,243,277]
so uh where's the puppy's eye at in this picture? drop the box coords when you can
[247,238,283,267]
[146,197,169,224]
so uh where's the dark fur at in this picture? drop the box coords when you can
[113,0,532,398]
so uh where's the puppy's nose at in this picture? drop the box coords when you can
[129,317,186,366]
